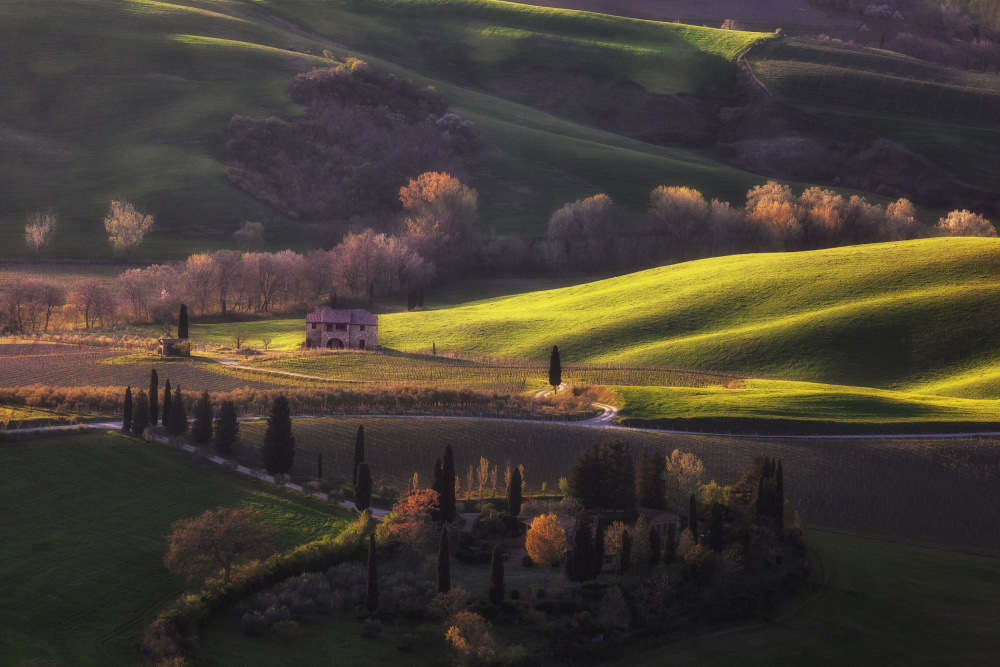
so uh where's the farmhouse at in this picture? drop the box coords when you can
[305,307,378,350]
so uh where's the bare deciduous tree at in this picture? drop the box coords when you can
[104,200,154,261]
[937,209,997,237]
[25,209,57,260]
[232,327,250,351]
[164,506,275,583]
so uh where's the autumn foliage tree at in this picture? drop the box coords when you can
[938,209,997,237]
[104,200,154,261]
[525,513,567,590]
[164,506,275,584]
[400,172,477,277]
[386,489,440,570]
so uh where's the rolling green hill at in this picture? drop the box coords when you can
[0,0,772,258]
[748,37,1000,193]
[0,430,352,665]
[377,238,1000,398]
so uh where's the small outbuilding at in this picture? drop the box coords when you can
[305,307,378,350]
[158,338,190,357]
[637,507,682,541]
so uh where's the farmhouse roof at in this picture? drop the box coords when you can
[306,307,378,325]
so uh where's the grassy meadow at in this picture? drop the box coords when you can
[0,430,353,665]
[0,0,776,258]
[748,37,1000,192]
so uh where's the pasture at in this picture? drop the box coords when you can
[230,416,1000,553]
[748,37,1000,192]
[0,0,775,258]
[0,430,353,665]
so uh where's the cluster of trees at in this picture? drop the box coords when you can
[226,58,480,222]
[546,182,996,272]
[22,201,157,263]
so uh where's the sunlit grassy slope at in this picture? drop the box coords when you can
[0,0,771,258]
[379,238,1000,398]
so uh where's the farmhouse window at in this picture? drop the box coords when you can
[311,323,316,330]
[336,324,347,331]
[360,325,366,331]
[325,323,332,332]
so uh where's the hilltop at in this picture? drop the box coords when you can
[379,237,1000,397]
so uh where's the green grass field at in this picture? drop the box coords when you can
[748,37,1000,192]
[614,380,1000,424]
[616,527,1000,666]
[0,430,353,665]
[373,238,1000,398]
[0,0,776,258]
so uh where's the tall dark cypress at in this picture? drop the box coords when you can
[132,389,150,437]
[548,345,561,390]
[441,444,456,522]
[636,447,665,509]
[572,517,594,581]
[353,424,365,485]
[166,384,187,438]
[161,379,172,427]
[438,528,451,594]
[178,303,189,339]
[618,529,631,574]
[488,543,504,606]
[214,400,239,456]
[355,461,372,512]
[366,533,378,613]
[776,460,785,533]
[663,523,676,565]
[431,458,443,522]
[508,467,522,516]
[122,386,133,433]
[709,503,724,553]
[149,369,159,426]
[261,395,295,475]
[593,521,606,578]
[317,452,324,480]
[649,524,661,567]
[191,389,213,445]
[688,494,699,544]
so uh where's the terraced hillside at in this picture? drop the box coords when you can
[378,238,1000,398]
[0,0,772,258]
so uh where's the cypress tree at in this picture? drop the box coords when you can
[353,424,365,485]
[214,399,239,456]
[122,386,133,433]
[618,529,631,575]
[132,389,149,437]
[565,549,578,582]
[438,528,451,594]
[355,461,372,512]
[431,458,443,522]
[317,452,323,480]
[573,517,594,581]
[508,466,522,516]
[149,369,159,426]
[754,476,766,520]
[161,379,172,427]
[663,523,676,565]
[261,395,295,475]
[166,385,187,438]
[709,503,725,553]
[593,521,606,578]
[776,460,785,533]
[631,516,652,574]
[178,303,189,339]
[548,345,561,390]
[488,543,504,606]
[636,447,665,509]
[441,444,456,522]
[688,494,698,544]
[191,389,213,445]
[649,524,661,567]
[366,533,378,613]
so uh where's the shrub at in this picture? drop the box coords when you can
[362,617,384,637]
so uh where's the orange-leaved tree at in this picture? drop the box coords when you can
[525,512,567,590]
[400,172,477,276]
[387,488,440,570]
[164,506,275,584]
